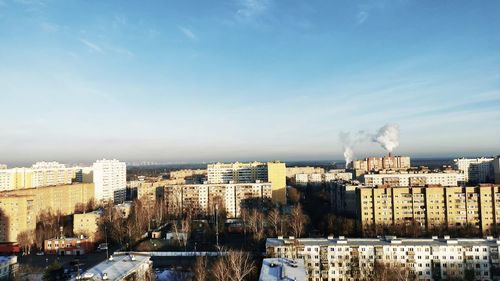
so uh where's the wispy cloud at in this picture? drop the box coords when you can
[236,0,271,21]
[40,22,59,33]
[79,38,103,53]
[356,10,369,24]
[178,26,197,41]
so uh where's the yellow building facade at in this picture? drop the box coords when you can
[0,183,94,242]
[357,184,500,234]
[73,211,101,241]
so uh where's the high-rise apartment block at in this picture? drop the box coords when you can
[352,155,410,178]
[266,236,500,281]
[330,182,500,234]
[164,182,272,218]
[93,159,126,203]
[493,156,500,185]
[454,157,495,184]
[0,162,77,191]
[207,161,286,204]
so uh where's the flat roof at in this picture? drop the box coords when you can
[267,237,500,248]
[259,258,306,281]
[71,253,151,281]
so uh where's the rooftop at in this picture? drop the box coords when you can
[267,236,500,248]
[71,253,151,281]
[259,258,306,281]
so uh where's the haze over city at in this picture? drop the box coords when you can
[1,0,500,165]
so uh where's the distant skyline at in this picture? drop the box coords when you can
[1,0,499,165]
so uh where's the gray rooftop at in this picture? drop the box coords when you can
[267,236,500,248]
[70,253,151,281]
[259,258,306,281]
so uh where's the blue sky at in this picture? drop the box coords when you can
[0,0,499,165]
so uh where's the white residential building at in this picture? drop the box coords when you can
[454,157,495,183]
[294,170,353,185]
[267,236,500,281]
[493,156,500,184]
[164,182,272,218]
[0,162,77,191]
[363,171,460,187]
[93,159,126,203]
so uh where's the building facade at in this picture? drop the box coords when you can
[73,211,102,241]
[0,183,94,242]
[44,236,93,255]
[494,156,500,185]
[330,182,500,234]
[93,159,126,203]
[0,162,78,192]
[164,182,272,218]
[266,236,499,281]
[207,161,286,204]
[454,157,495,184]
[352,155,411,176]
[363,171,460,187]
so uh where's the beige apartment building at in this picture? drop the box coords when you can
[207,161,286,204]
[169,169,206,180]
[286,166,325,178]
[0,183,94,242]
[363,171,462,187]
[331,182,500,234]
[352,155,410,178]
[0,162,78,192]
[164,182,272,218]
[73,210,102,241]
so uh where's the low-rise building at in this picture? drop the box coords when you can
[70,253,153,281]
[44,236,93,255]
[266,236,500,281]
[0,256,17,280]
[259,258,306,281]
[294,170,353,185]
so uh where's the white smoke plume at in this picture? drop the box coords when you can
[373,124,400,152]
[339,131,367,168]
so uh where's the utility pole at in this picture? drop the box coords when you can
[105,225,109,260]
[215,203,219,250]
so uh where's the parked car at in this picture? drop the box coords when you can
[97,243,108,251]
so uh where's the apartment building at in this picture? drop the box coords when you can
[363,171,460,187]
[0,183,94,242]
[454,157,495,184]
[207,161,286,204]
[164,182,272,218]
[169,169,206,180]
[286,166,325,178]
[73,210,102,241]
[352,155,410,177]
[93,159,126,203]
[493,156,500,184]
[330,182,500,234]
[0,161,78,191]
[266,236,499,281]
[295,170,353,185]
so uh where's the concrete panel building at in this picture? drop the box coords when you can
[207,161,286,204]
[266,236,500,281]
[93,159,126,203]
[164,182,272,218]
[454,157,495,184]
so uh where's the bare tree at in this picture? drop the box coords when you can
[246,209,265,242]
[288,204,309,238]
[191,256,207,281]
[212,251,255,281]
[267,208,281,237]
[17,230,35,254]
